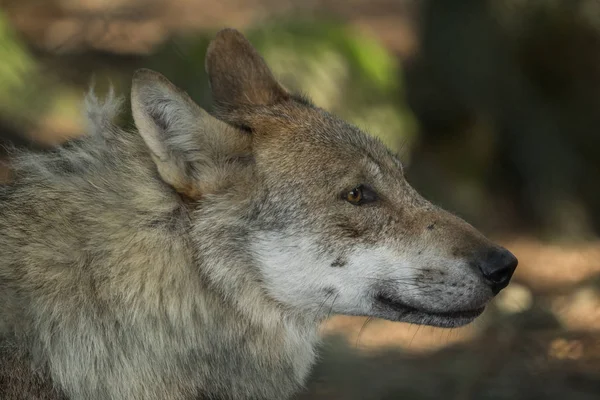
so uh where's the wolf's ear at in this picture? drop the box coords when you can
[131,69,252,199]
[205,28,289,111]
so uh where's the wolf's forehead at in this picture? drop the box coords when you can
[270,103,402,173]
[366,159,383,177]
[313,123,402,177]
[347,133,403,176]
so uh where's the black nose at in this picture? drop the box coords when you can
[478,247,518,294]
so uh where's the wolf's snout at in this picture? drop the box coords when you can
[476,247,518,294]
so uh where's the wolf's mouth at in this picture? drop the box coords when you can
[375,293,485,328]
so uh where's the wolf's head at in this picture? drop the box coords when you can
[131,29,517,328]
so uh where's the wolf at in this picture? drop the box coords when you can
[0,28,517,400]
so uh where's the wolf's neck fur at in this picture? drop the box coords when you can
[0,116,320,399]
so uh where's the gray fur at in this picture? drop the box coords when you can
[0,340,68,400]
[0,28,517,400]
[0,86,316,400]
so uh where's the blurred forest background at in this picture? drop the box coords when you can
[1,0,600,398]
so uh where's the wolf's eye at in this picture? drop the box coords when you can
[346,187,363,204]
[344,185,377,205]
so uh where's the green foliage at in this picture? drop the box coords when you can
[0,10,45,122]
[0,10,85,136]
